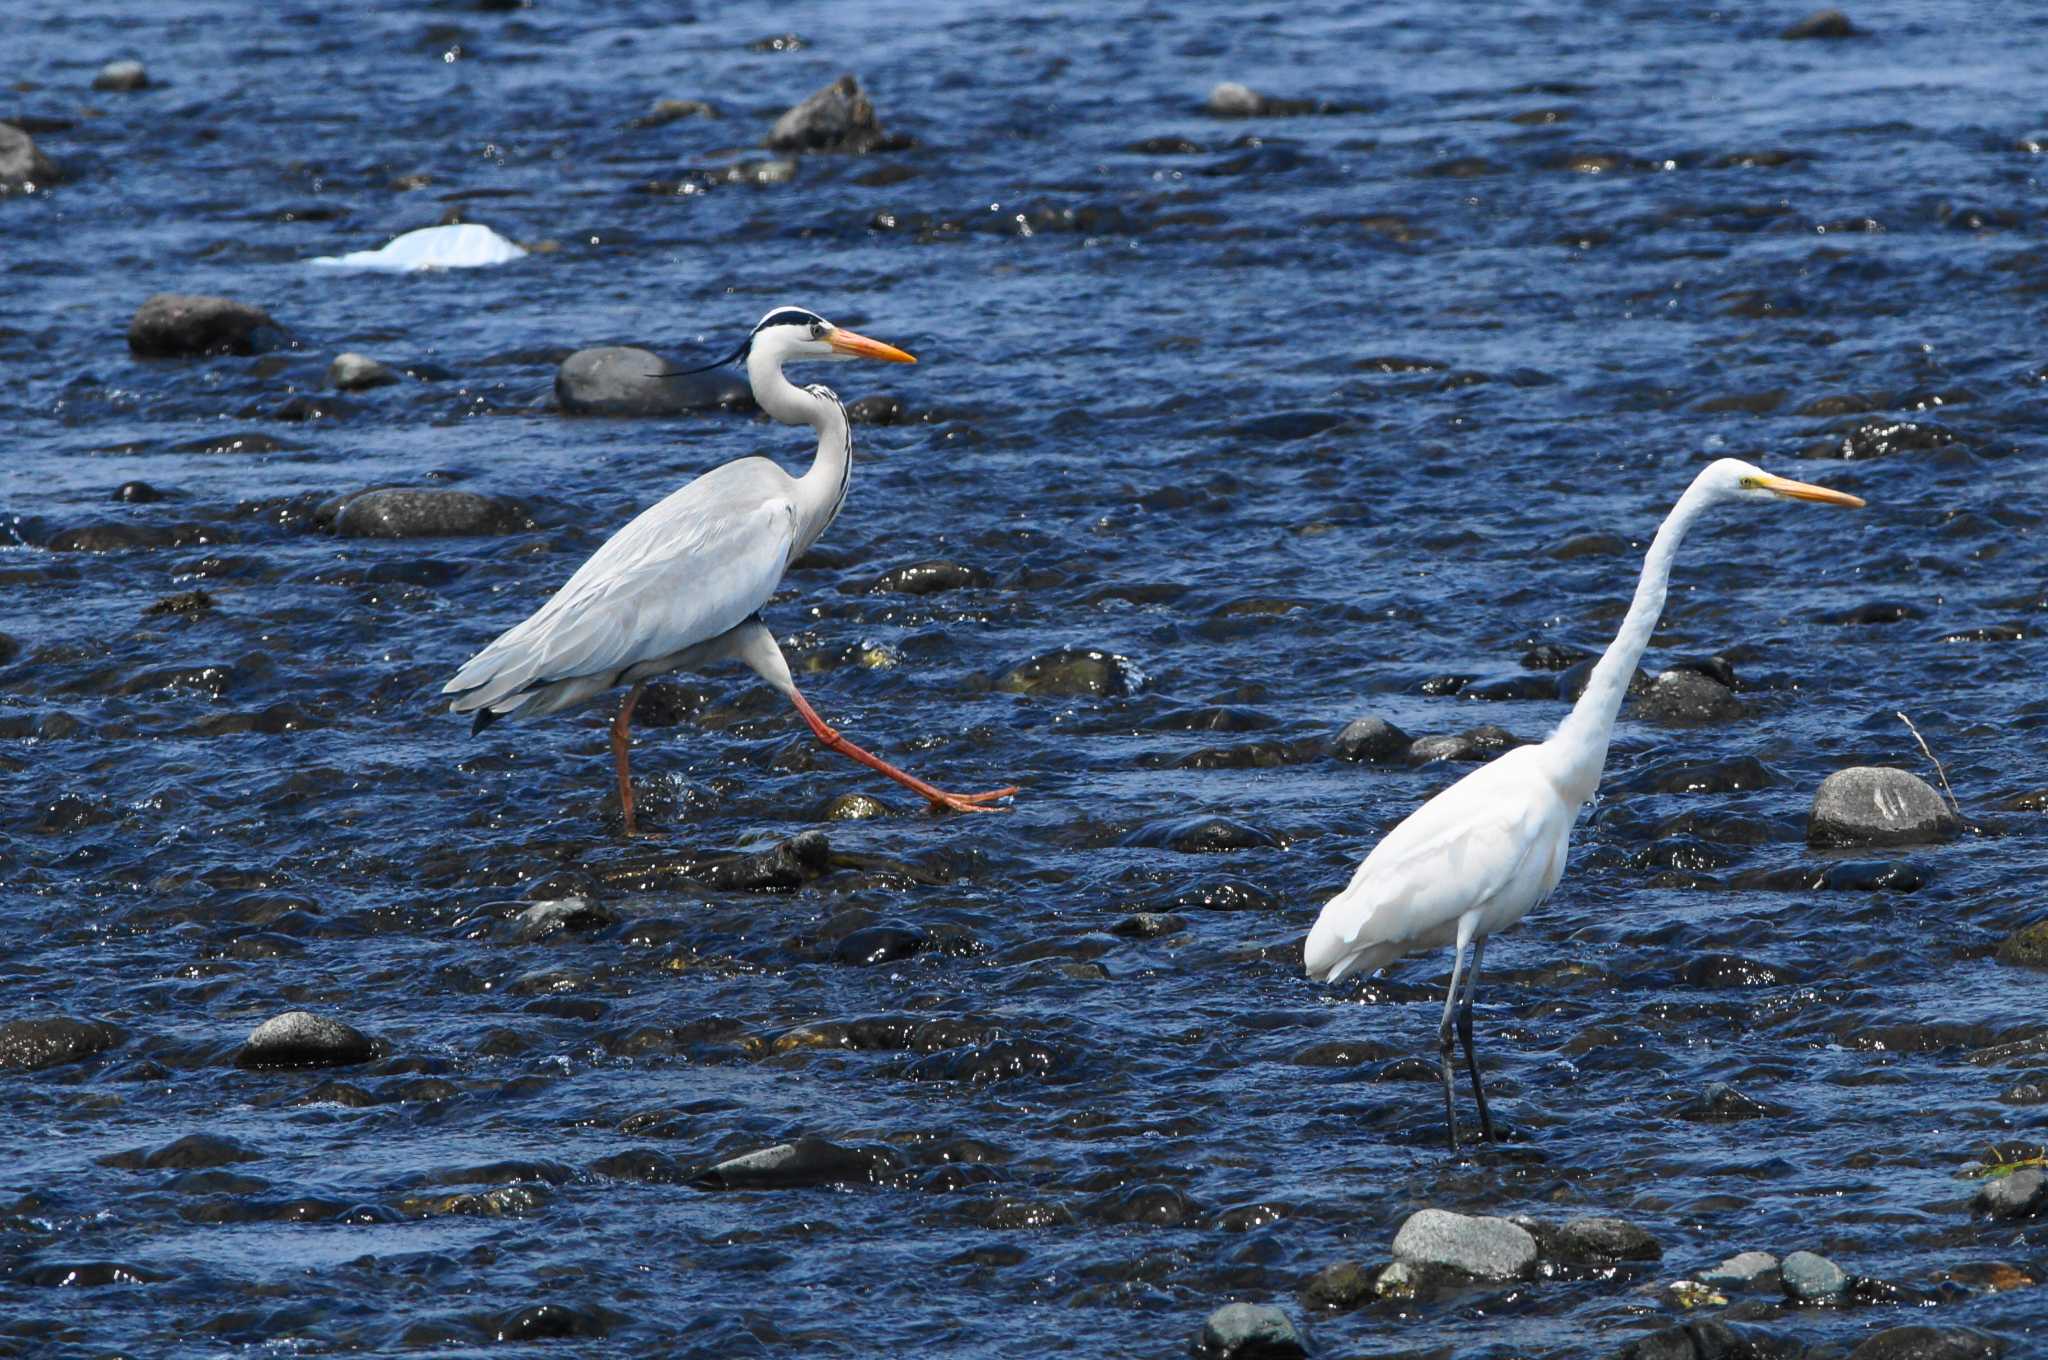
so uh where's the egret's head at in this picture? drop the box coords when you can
[745,306,917,367]
[1707,457,1865,509]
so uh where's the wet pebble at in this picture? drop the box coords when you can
[1994,921,2048,969]
[1551,1215,1662,1264]
[1408,724,1521,765]
[995,647,1140,697]
[0,1016,123,1071]
[92,59,150,91]
[512,897,616,943]
[1700,1250,1779,1289]
[869,560,990,595]
[144,588,214,617]
[329,488,535,539]
[1191,1302,1306,1359]
[1632,669,1743,724]
[0,121,58,193]
[832,921,929,965]
[824,792,891,820]
[1128,816,1280,854]
[767,74,905,153]
[1780,1249,1848,1304]
[1845,1328,2006,1360]
[1298,1259,1372,1311]
[235,1010,381,1069]
[1971,1167,2045,1219]
[555,345,750,416]
[327,352,401,390]
[1391,1208,1536,1280]
[127,293,280,357]
[694,1136,900,1190]
[1331,715,1412,763]
[114,480,167,502]
[1807,767,1958,847]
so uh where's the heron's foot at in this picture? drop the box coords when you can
[925,784,1021,814]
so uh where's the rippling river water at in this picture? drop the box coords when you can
[4,2,2046,1356]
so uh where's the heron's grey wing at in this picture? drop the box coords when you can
[445,463,799,712]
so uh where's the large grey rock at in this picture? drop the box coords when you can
[93,59,150,91]
[1391,1208,1536,1280]
[1780,1249,1848,1303]
[766,75,901,153]
[1971,1166,2046,1219]
[328,352,400,391]
[1700,1250,1779,1288]
[1332,715,1412,763]
[554,345,750,416]
[0,1016,123,1070]
[1808,766,1959,847]
[0,122,58,193]
[330,488,534,539]
[1192,1302,1306,1359]
[128,293,279,357]
[1845,1326,2006,1360]
[236,1010,380,1069]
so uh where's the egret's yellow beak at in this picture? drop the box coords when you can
[1759,473,1865,508]
[826,327,917,364]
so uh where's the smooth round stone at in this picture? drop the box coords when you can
[1391,1208,1536,1280]
[328,352,401,390]
[1192,1302,1305,1359]
[236,1010,379,1069]
[1807,766,1958,847]
[1700,1250,1779,1288]
[1780,1249,1848,1303]
[93,59,150,91]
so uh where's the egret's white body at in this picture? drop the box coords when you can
[1304,458,1865,1149]
[443,306,1016,835]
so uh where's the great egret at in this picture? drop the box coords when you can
[1303,458,1865,1151]
[444,306,1018,836]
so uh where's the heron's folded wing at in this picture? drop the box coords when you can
[445,487,798,708]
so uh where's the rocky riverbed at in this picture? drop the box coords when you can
[2,2,2045,1356]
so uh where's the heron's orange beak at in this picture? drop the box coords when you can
[826,328,916,364]
[1758,473,1864,508]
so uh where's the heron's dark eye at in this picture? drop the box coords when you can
[808,321,826,339]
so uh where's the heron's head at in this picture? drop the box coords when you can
[745,306,917,367]
[1705,457,1864,509]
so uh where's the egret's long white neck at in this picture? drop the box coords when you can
[748,344,851,556]
[1547,471,1720,803]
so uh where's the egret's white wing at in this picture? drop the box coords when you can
[1305,746,1569,982]
[445,459,798,713]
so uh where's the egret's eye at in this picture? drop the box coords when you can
[1739,476,1761,488]
[808,321,826,339]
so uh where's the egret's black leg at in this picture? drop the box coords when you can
[1457,937,1494,1142]
[1438,943,1469,1153]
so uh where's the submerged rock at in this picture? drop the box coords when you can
[995,648,1140,698]
[1782,9,1861,39]
[1780,1250,1848,1304]
[330,488,534,539]
[1971,1166,2046,1219]
[869,560,990,595]
[555,345,750,416]
[1204,83,1319,118]
[766,75,903,153]
[1299,1260,1373,1311]
[1332,715,1412,763]
[1994,921,2048,969]
[693,1135,898,1190]
[128,293,280,357]
[0,1016,123,1071]
[1845,1328,2005,1360]
[92,59,150,91]
[1633,669,1743,724]
[1192,1302,1306,1359]
[328,352,401,390]
[1700,1250,1780,1288]
[1391,1208,1536,1280]
[1552,1216,1662,1263]
[236,1010,381,1069]
[0,122,58,194]
[1807,766,1958,847]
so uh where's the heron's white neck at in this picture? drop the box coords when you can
[1547,472,1721,804]
[748,346,851,556]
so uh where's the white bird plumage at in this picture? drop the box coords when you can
[1304,456,1865,1151]
[443,305,1018,836]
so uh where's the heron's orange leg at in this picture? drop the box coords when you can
[610,681,650,838]
[784,686,1017,814]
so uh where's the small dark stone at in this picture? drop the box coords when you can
[1972,1166,2047,1219]
[691,831,832,892]
[235,1010,382,1069]
[1332,716,1413,763]
[1632,669,1743,724]
[1520,642,1591,671]
[512,898,616,943]
[331,489,534,539]
[1556,657,1652,702]
[1128,817,1281,854]
[140,1133,262,1171]
[1845,1327,2006,1360]
[492,1304,610,1343]
[114,480,166,503]
[995,648,1140,698]
[1551,1216,1662,1263]
[694,1135,900,1190]
[555,345,752,416]
[92,59,150,91]
[0,121,59,194]
[766,75,905,154]
[1408,725,1521,765]
[1627,755,1776,795]
[328,352,401,391]
[1812,418,1957,460]
[1110,912,1187,939]
[1808,767,1958,847]
[1995,921,2048,969]
[1192,1302,1307,1360]
[846,394,905,424]
[128,293,280,358]
[1782,9,1861,40]
[144,589,214,617]
[870,560,990,595]
[1092,1183,1200,1227]
[1680,954,1797,988]
[0,1016,123,1071]
[832,922,929,966]
[1300,1259,1373,1311]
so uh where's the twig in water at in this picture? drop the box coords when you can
[1897,711,1965,822]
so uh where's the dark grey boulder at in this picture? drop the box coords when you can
[512,898,617,944]
[1391,1208,1536,1279]
[0,122,58,193]
[0,1016,122,1071]
[328,352,401,391]
[330,488,534,539]
[1700,1250,1779,1288]
[93,59,150,91]
[1780,1249,1847,1303]
[1551,1215,1662,1263]
[1807,766,1958,847]
[995,648,1141,698]
[766,75,904,153]
[128,293,280,358]
[1556,656,1652,702]
[1995,921,2048,968]
[693,1135,899,1190]
[1332,715,1412,763]
[1845,1325,2006,1360]
[555,345,750,416]
[235,1010,381,1069]
[139,1132,261,1170]
[1971,1166,2046,1219]
[1191,1302,1306,1359]
[1299,1260,1373,1311]
[1632,669,1743,724]
[1204,83,1319,118]
[1408,724,1521,765]
[636,97,718,126]
[1783,9,1861,39]
[869,560,990,595]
